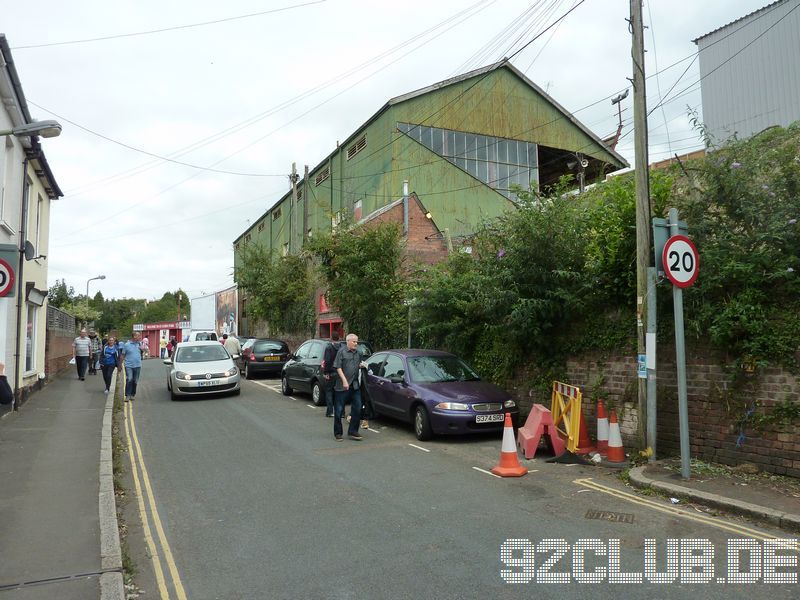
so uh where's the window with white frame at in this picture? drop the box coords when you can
[0,137,13,225]
[25,303,37,372]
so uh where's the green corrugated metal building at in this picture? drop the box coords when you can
[233,59,627,265]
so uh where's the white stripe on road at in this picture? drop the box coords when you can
[408,443,430,453]
[306,404,318,409]
[366,427,381,433]
[252,381,280,392]
[472,466,502,479]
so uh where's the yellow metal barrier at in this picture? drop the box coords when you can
[550,381,582,453]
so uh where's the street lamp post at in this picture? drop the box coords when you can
[4,119,62,409]
[85,276,106,326]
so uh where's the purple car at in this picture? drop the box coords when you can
[363,349,519,441]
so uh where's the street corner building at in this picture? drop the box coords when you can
[0,34,63,410]
[232,59,628,336]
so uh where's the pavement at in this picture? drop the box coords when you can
[628,459,800,533]
[1,373,799,600]
[0,367,124,599]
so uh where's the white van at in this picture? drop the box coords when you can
[186,330,218,342]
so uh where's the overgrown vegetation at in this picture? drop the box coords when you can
[307,219,407,350]
[232,123,800,430]
[234,243,316,335]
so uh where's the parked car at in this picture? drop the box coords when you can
[186,330,218,342]
[362,349,518,441]
[281,338,373,405]
[240,338,290,379]
[163,341,240,400]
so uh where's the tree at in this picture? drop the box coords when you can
[235,244,315,335]
[308,220,407,350]
[48,279,75,309]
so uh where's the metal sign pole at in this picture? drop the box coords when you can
[646,266,657,461]
[669,208,691,480]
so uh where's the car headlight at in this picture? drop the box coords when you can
[434,402,469,411]
[504,399,516,408]
[175,371,191,381]
[224,366,238,377]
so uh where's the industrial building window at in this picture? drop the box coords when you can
[315,167,330,186]
[245,234,251,243]
[272,206,282,221]
[257,221,264,232]
[397,122,538,199]
[347,134,367,160]
[235,242,240,250]
[297,188,303,201]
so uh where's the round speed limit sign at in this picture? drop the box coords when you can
[662,235,699,288]
[0,258,14,297]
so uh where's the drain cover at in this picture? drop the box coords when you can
[584,509,635,524]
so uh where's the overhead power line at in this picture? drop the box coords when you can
[11,1,327,50]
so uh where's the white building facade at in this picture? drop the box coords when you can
[0,35,62,407]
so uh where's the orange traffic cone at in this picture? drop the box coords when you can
[606,410,626,463]
[596,400,609,455]
[492,413,528,477]
[575,411,596,454]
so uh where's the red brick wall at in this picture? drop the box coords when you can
[364,194,449,266]
[507,350,800,477]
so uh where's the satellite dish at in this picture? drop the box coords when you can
[24,241,36,261]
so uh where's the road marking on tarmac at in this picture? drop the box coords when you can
[408,443,430,453]
[252,381,281,393]
[125,402,188,599]
[472,466,502,479]
[574,478,778,540]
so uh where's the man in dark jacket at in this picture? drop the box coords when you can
[0,361,13,406]
[333,333,366,441]
[321,332,341,418]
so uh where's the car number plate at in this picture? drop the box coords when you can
[197,380,219,387]
[264,356,280,361]
[475,414,505,423]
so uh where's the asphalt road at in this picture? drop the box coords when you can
[118,360,799,600]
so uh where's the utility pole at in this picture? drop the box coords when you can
[289,162,299,253]
[630,0,651,449]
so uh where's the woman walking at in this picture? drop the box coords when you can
[100,337,120,394]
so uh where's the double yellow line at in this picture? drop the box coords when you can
[124,400,188,599]
[574,478,778,540]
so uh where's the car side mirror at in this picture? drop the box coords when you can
[232,354,240,361]
[389,374,405,385]
[162,359,172,365]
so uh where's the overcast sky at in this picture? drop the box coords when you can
[1,0,772,302]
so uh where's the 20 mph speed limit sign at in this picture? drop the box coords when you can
[0,257,15,297]
[662,235,699,288]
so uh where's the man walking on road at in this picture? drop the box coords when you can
[322,332,342,417]
[121,331,144,401]
[72,328,91,380]
[222,333,241,357]
[333,333,366,441]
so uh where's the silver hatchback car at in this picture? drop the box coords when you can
[164,341,241,400]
